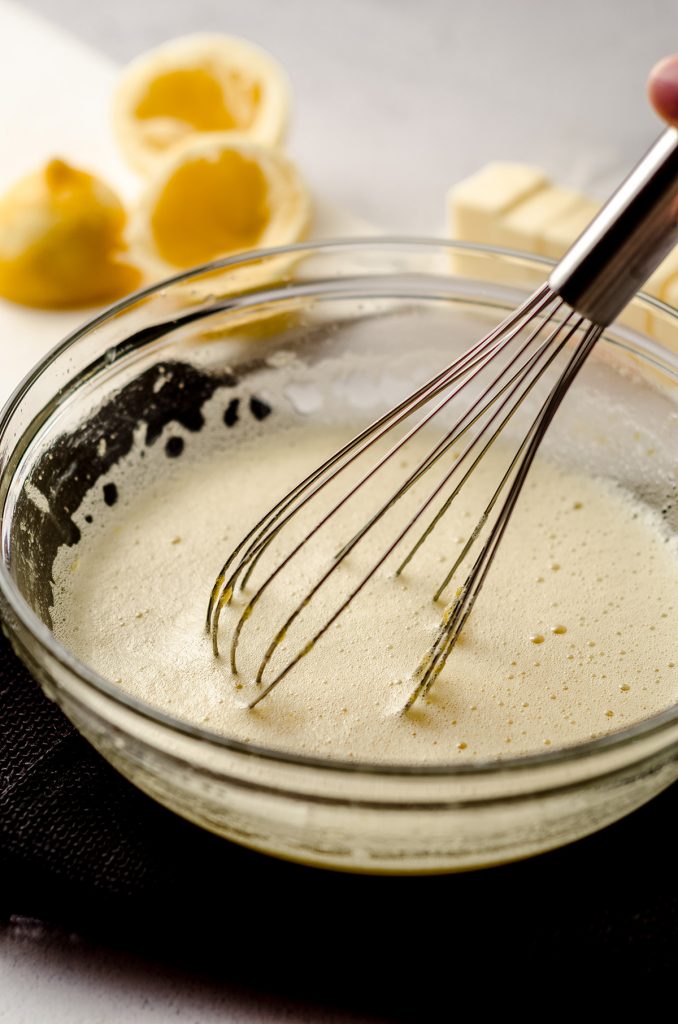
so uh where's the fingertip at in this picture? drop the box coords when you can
[648,54,678,127]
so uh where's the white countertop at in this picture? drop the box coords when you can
[1,0,676,1019]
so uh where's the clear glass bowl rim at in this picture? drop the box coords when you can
[0,237,676,780]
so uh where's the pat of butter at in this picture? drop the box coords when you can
[540,198,600,260]
[493,185,587,255]
[446,161,677,352]
[447,163,548,243]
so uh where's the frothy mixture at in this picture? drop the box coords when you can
[51,419,678,763]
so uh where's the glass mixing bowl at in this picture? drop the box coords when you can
[0,240,676,874]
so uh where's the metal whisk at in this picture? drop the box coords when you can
[207,127,678,711]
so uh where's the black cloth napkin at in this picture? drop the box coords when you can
[1,626,676,1011]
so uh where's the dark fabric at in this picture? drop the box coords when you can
[1,627,676,1012]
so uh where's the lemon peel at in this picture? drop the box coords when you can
[130,132,311,283]
[113,34,291,176]
[0,159,141,309]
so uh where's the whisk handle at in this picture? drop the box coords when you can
[549,127,678,326]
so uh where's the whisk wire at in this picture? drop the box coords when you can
[247,306,583,706]
[393,303,573,583]
[334,296,565,565]
[206,125,678,713]
[228,292,563,679]
[220,293,597,709]
[404,319,603,708]
[413,309,585,600]
[206,284,553,637]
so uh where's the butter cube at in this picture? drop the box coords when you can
[537,193,652,339]
[493,185,587,255]
[447,163,548,285]
[447,162,548,243]
[445,158,678,353]
[541,198,600,260]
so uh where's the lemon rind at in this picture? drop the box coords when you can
[129,131,311,285]
[113,33,292,177]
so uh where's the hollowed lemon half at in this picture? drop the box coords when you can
[114,34,291,176]
[130,133,311,283]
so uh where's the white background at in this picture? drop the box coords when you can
[15,0,678,227]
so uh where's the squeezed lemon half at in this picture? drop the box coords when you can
[114,34,291,176]
[0,159,141,309]
[131,133,311,279]
[0,35,304,310]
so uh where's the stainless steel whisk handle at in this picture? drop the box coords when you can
[549,127,678,326]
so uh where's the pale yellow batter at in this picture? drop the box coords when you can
[51,419,678,763]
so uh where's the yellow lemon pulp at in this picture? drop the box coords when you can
[132,134,311,282]
[0,159,141,309]
[150,149,270,267]
[134,65,261,134]
[114,34,290,176]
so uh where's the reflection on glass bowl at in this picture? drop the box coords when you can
[0,240,676,874]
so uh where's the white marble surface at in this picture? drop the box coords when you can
[19,0,677,227]
[0,0,676,1020]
